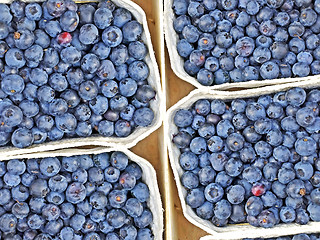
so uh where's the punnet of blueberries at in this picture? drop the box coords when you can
[245,233,320,240]
[0,151,155,239]
[172,87,320,228]
[0,0,157,149]
[172,0,320,86]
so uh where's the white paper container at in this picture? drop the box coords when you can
[163,0,320,91]
[199,232,320,240]
[0,0,164,159]
[5,146,164,239]
[166,78,320,240]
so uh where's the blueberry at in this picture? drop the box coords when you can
[214,199,232,219]
[29,178,49,198]
[78,24,98,45]
[252,47,271,64]
[78,81,99,101]
[225,132,244,151]
[224,158,243,178]
[286,179,306,199]
[185,188,205,208]
[242,166,262,183]
[5,48,26,68]
[288,21,305,37]
[195,201,214,220]
[174,109,193,128]
[220,0,237,10]
[270,41,289,60]
[7,159,26,175]
[32,127,48,144]
[188,1,204,18]
[65,182,86,204]
[0,213,17,233]
[226,185,245,204]
[219,55,234,71]
[257,209,277,228]
[44,219,64,235]
[172,0,188,15]
[203,183,223,203]
[215,32,233,49]
[294,161,314,180]
[11,127,34,148]
[0,22,9,42]
[245,196,264,217]
[235,12,250,27]
[182,25,200,43]
[197,167,215,187]
[122,20,143,43]
[280,206,296,223]
[44,20,62,38]
[42,47,59,68]
[236,37,255,57]
[274,12,290,26]
[297,51,313,65]
[266,0,284,8]
[198,15,216,33]
[10,0,25,19]
[292,62,310,77]
[45,0,66,18]
[195,68,213,85]
[25,3,42,21]
[131,107,154,127]
[308,202,320,221]
[59,227,74,240]
[246,0,259,15]
[311,61,320,75]
[177,39,194,58]
[260,61,280,79]
[97,60,117,80]
[216,119,234,138]
[206,136,223,153]
[106,232,121,240]
[299,8,317,27]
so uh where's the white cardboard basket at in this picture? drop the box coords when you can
[6,146,164,240]
[199,233,320,240]
[0,0,164,159]
[163,0,320,91]
[166,79,320,240]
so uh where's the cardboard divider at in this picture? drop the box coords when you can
[163,0,320,91]
[166,79,320,239]
[7,146,164,239]
[0,0,164,159]
[129,1,169,240]
[165,42,208,240]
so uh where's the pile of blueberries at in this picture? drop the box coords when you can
[172,87,320,228]
[0,152,154,239]
[246,233,320,240]
[0,0,156,148]
[172,0,320,85]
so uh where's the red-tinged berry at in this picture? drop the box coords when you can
[251,182,266,196]
[57,32,72,46]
